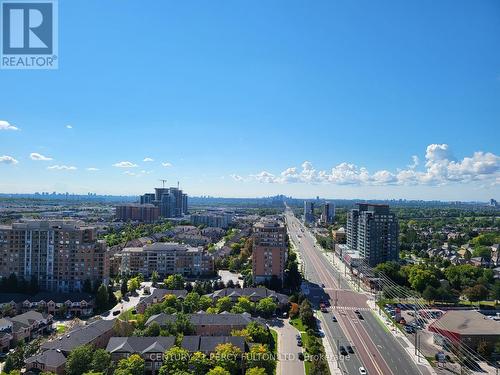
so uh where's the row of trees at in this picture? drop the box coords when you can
[376,261,500,303]
[289,296,330,375]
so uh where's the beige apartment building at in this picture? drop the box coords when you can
[120,242,214,277]
[0,220,109,292]
[252,218,288,285]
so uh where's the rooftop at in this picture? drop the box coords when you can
[428,310,500,336]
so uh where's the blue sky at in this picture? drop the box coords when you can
[0,0,499,200]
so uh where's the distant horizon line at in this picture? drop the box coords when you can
[0,192,497,204]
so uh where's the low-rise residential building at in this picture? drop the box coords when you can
[181,335,246,354]
[0,292,94,317]
[206,287,288,309]
[136,289,187,314]
[25,349,67,375]
[0,319,13,353]
[26,319,116,374]
[2,310,53,346]
[21,292,95,317]
[120,242,214,278]
[145,312,256,336]
[106,336,176,374]
[41,318,116,355]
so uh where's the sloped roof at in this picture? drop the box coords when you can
[106,336,175,354]
[42,318,115,352]
[25,349,66,368]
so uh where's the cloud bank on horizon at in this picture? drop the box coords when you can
[232,144,500,187]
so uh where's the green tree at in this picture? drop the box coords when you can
[65,345,94,375]
[127,277,140,293]
[144,321,161,337]
[472,246,492,260]
[213,343,242,374]
[231,296,254,314]
[216,296,232,312]
[114,354,145,375]
[299,299,315,328]
[422,285,439,302]
[207,366,231,375]
[188,351,211,375]
[95,284,109,312]
[493,280,500,303]
[246,344,275,374]
[163,274,185,289]
[463,284,489,302]
[256,297,277,318]
[159,347,190,375]
[199,295,213,311]
[408,267,439,293]
[246,368,267,375]
[121,278,129,296]
[151,271,159,285]
[183,292,201,313]
[90,349,111,373]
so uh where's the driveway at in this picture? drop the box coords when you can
[102,282,155,320]
[268,318,305,375]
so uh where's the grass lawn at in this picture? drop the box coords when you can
[459,300,498,308]
[304,361,312,375]
[56,324,66,334]
[290,317,307,332]
[119,308,138,321]
[270,328,278,355]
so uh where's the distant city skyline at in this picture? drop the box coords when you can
[1,1,499,201]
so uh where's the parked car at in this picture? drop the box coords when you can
[339,346,348,356]
[359,367,367,374]
[298,352,304,361]
[112,310,120,316]
[347,345,354,354]
[332,315,337,322]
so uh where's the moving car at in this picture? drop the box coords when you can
[339,346,348,356]
[332,315,337,322]
[298,352,304,361]
[346,345,354,354]
[359,367,367,374]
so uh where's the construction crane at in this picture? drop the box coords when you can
[159,179,167,188]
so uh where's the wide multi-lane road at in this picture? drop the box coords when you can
[285,209,428,375]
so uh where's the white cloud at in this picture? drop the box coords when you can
[30,152,53,161]
[66,125,73,129]
[230,174,244,182]
[0,155,19,164]
[47,165,77,171]
[113,161,138,168]
[161,162,172,167]
[408,155,419,169]
[124,170,152,177]
[86,167,99,171]
[253,171,277,183]
[143,157,154,162]
[246,144,500,187]
[0,120,19,131]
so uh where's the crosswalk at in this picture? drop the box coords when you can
[332,306,370,312]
